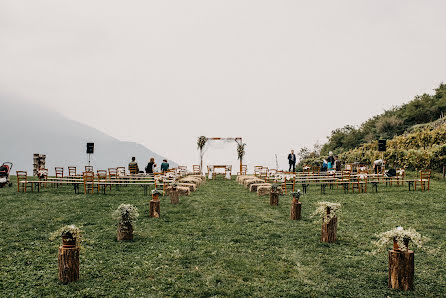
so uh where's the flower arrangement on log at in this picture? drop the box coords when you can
[271,183,279,192]
[50,224,83,247]
[290,190,301,202]
[151,189,162,197]
[372,226,427,253]
[112,204,139,228]
[312,201,341,222]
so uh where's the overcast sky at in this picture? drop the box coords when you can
[1,1,446,170]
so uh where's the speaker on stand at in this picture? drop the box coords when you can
[86,143,94,166]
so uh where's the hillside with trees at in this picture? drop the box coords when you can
[298,83,446,170]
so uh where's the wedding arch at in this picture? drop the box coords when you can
[197,136,246,174]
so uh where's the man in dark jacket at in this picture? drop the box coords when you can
[288,150,296,172]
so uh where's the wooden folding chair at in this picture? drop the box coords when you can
[85,166,94,173]
[415,170,431,191]
[16,171,32,192]
[83,172,95,194]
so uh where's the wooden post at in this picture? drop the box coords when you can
[58,240,80,284]
[117,222,133,241]
[170,187,179,204]
[270,191,279,206]
[388,250,414,291]
[290,198,302,220]
[149,194,160,218]
[321,207,337,243]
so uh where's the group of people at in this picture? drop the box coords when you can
[287,150,340,172]
[287,149,388,174]
[128,157,170,174]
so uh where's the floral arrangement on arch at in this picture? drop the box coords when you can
[312,201,341,222]
[237,142,246,160]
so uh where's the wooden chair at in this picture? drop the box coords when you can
[192,165,201,175]
[68,166,77,177]
[97,170,108,193]
[237,165,247,176]
[254,166,263,176]
[117,167,126,177]
[85,166,94,173]
[16,171,32,192]
[312,166,320,175]
[129,164,139,174]
[83,172,95,194]
[415,170,431,191]
[302,165,311,175]
[345,164,353,172]
[352,173,367,193]
[108,168,118,178]
[55,167,64,178]
[38,168,49,188]
[338,170,351,192]
[396,168,405,186]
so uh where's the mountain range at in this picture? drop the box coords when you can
[0,95,176,175]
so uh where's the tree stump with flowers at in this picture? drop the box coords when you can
[113,204,139,241]
[52,225,82,284]
[290,190,302,220]
[313,202,340,243]
[149,190,161,218]
[388,248,414,291]
[321,214,337,243]
[374,226,424,291]
[270,184,280,206]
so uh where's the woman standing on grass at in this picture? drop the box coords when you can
[145,157,156,174]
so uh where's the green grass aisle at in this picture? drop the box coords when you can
[0,178,445,296]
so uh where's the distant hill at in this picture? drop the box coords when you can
[0,96,177,175]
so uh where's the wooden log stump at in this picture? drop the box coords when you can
[290,201,302,220]
[117,222,133,241]
[149,200,160,218]
[270,191,279,206]
[321,216,337,243]
[170,189,179,204]
[58,246,80,284]
[388,250,414,291]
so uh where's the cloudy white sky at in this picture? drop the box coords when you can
[1,1,446,170]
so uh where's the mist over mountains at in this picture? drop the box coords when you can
[0,96,176,175]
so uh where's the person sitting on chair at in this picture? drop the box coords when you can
[145,157,156,174]
[160,159,170,172]
[288,150,297,172]
[128,157,139,174]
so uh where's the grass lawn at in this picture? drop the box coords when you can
[1,175,445,297]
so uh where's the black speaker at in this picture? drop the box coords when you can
[86,143,94,154]
[378,139,386,152]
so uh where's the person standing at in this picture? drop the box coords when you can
[373,159,385,174]
[288,150,297,172]
[145,157,156,174]
[327,151,335,170]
